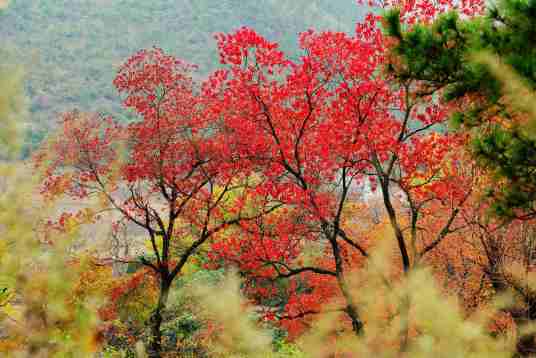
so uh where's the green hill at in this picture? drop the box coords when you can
[0,0,365,154]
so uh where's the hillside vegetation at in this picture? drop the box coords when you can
[0,0,364,153]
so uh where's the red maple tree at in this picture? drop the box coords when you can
[205,3,479,345]
[37,48,279,356]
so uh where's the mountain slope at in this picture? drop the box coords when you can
[0,0,366,153]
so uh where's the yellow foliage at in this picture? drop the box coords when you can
[0,65,102,355]
[0,62,26,157]
[192,272,273,357]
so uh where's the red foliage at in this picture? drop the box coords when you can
[360,0,484,24]
[206,2,477,336]
[37,0,490,344]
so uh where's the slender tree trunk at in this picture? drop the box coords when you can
[328,235,364,335]
[345,299,364,335]
[147,277,172,358]
[380,180,410,273]
[336,261,363,335]
[379,179,411,351]
[399,293,411,352]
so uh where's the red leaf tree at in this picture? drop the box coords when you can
[206,5,480,345]
[37,48,278,357]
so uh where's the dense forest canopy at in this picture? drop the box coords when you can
[0,0,365,154]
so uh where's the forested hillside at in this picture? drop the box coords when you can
[0,0,364,153]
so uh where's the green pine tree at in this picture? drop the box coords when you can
[384,0,536,220]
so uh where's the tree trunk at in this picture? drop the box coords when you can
[345,302,364,335]
[147,278,171,358]
[380,180,410,273]
[379,178,412,351]
[399,293,410,352]
[328,235,364,335]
